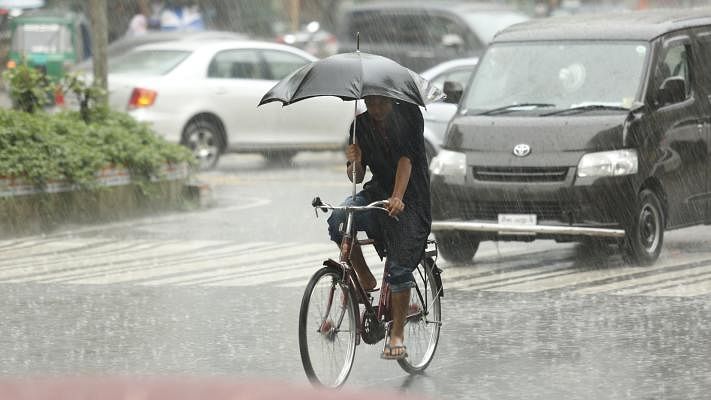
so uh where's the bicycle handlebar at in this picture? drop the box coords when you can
[311,196,392,215]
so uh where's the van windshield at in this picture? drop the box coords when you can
[12,23,72,54]
[464,41,648,113]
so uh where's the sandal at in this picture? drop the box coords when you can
[380,343,407,360]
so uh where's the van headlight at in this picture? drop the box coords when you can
[577,149,638,177]
[430,149,466,183]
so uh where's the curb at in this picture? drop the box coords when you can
[0,164,213,238]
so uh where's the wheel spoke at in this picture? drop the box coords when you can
[299,268,356,388]
[397,262,441,373]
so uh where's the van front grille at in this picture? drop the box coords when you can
[475,201,565,220]
[473,166,569,182]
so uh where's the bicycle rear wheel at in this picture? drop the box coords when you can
[398,258,442,373]
[298,266,358,388]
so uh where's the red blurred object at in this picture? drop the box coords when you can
[54,86,65,107]
[128,88,157,109]
[0,377,427,400]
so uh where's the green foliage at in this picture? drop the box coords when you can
[0,109,195,190]
[2,63,55,113]
[62,72,108,123]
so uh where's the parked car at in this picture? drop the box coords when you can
[419,57,478,162]
[6,9,91,80]
[72,30,249,73]
[430,8,711,265]
[336,1,528,72]
[104,40,353,169]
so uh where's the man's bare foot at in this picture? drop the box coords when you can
[381,337,407,360]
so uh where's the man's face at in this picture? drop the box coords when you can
[364,96,393,122]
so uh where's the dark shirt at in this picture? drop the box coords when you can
[348,102,431,267]
[350,102,430,212]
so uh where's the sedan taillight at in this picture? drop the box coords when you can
[128,88,157,109]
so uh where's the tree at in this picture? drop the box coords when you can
[87,0,108,106]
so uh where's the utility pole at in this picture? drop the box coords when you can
[88,0,108,105]
[288,0,301,31]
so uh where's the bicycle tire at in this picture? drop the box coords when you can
[298,266,358,388]
[397,258,442,374]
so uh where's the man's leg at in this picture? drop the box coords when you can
[350,242,377,291]
[386,288,410,358]
[326,192,377,291]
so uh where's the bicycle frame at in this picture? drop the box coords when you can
[323,235,390,346]
[301,197,443,387]
[313,197,441,344]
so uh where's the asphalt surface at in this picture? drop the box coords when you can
[1,152,710,399]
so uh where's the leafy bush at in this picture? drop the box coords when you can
[0,108,195,189]
[2,63,55,113]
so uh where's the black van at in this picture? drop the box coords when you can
[429,9,711,265]
[336,1,528,72]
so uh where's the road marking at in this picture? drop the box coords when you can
[571,255,711,296]
[1,238,711,297]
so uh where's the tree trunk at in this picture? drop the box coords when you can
[88,0,109,106]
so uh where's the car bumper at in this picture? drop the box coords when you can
[128,108,184,144]
[430,170,637,240]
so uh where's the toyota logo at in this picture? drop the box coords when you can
[513,144,531,157]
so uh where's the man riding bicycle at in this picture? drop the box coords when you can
[327,95,431,360]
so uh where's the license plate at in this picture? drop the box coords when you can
[498,214,537,235]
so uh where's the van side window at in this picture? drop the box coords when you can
[428,16,467,48]
[692,32,711,96]
[655,43,691,101]
[350,12,395,45]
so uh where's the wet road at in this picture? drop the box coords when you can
[1,152,710,399]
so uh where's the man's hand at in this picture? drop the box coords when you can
[387,196,405,217]
[346,144,362,163]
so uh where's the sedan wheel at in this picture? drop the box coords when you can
[183,119,223,170]
[621,189,664,266]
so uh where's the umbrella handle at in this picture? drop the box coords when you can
[351,100,358,198]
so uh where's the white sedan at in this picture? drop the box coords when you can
[107,40,355,169]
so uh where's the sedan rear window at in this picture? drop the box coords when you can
[111,50,190,75]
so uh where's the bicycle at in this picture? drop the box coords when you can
[298,196,443,388]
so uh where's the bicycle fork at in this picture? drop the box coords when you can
[318,280,350,342]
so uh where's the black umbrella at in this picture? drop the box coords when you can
[258,51,443,107]
[258,40,443,205]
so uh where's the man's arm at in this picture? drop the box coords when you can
[346,144,366,183]
[388,156,411,216]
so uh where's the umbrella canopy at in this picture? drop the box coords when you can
[258,51,444,108]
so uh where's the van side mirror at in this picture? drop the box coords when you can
[656,76,686,106]
[443,81,463,104]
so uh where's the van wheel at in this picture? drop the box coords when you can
[436,232,480,264]
[182,117,224,171]
[621,189,664,266]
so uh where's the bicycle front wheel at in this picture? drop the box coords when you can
[398,258,442,374]
[298,266,358,388]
